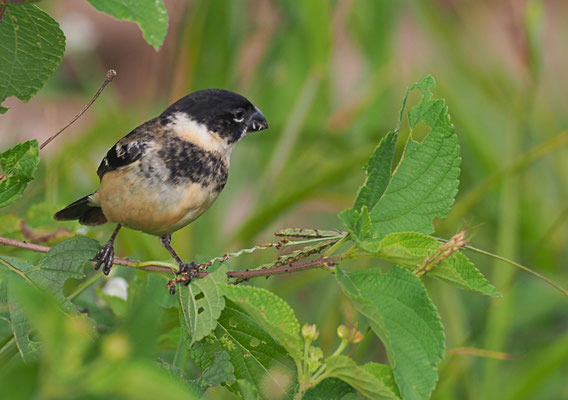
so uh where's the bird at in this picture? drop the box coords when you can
[54,89,268,286]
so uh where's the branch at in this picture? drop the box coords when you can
[39,69,117,150]
[0,235,339,282]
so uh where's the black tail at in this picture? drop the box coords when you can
[54,194,107,226]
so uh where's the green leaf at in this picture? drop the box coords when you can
[178,265,227,346]
[367,232,501,297]
[340,76,460,242]
[220,284,303,361]
[86,0,168,50]
[339,130,397,241]
[197,350,235,390]
[304,377,364,400]
[353,130,398,212]
[322,356,399,400]
[0,140,40,208]
[0,237,99,312]
[0,4,65,113]
[6,272,40,362]
[336,266,445,400]
[237,379,261,400]
[369,76,460,239]
[191,300,297,399]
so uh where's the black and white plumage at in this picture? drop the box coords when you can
[54,89,268,280]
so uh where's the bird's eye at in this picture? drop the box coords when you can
[233,109,245,123]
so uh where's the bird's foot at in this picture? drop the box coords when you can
[94,243,115,275]
[166,262,199,295]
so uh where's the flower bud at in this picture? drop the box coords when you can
[302,324,319,341]
[337,324,363,344]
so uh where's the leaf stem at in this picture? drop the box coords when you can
[435,238,568,297]
[322,234,349,257]
[67,273,104,301]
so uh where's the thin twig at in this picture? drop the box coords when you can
[39,69,117,150]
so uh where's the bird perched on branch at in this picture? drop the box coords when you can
[54,89,268,284]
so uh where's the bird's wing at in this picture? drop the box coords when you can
[96,119,159,180]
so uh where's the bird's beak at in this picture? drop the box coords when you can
[247,107,268,132]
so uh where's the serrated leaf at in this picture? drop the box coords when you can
[340,76,460,243]
[322,356,399,400]
[178,265,227,345]
[304,377,365,400]
[192,300,297,399]
[336,266,445,400]
[353,130,398,212]
[368,76,461,239]
[365,232,501,297]
[0,5,65,113]
[0,140,40,208]
[220,284,303,361]
[0,237,99,313]
[86,0,168,50]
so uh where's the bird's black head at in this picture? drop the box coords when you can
[161,89,268,145]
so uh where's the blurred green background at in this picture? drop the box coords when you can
[1,0,567,398]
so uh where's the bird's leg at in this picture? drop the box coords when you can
[94,224,122,275]
[160,234,198,285]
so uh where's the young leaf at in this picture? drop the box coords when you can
[0,140,40,208]
[178,265,227,346]
[220,284,303,361]
[336,266,445,400]
[340,75,460,242]
[322,356,399,399]
[0,5,65,113]
[369,76,460,239]
[86,0,168,50]
[191,300,297,399]
[366,232,501,297]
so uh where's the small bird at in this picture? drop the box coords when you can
[54,89,268,284]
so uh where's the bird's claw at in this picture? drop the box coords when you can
[166,262,199,295]
[94,243,115,275]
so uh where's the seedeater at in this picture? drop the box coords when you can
[54,89,268,283]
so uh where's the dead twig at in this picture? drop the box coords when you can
[39,69,117,150]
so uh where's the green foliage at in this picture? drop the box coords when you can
[86,0,168,50]
[220,283,303,360]
[322,356,399,399]
[192,300,297,399]
[1,3,561,391]
[336,266,445,400]
[194,350,235,391]
[370,232,501,297]
[178,265,227,345]
[0,140,40,208]
[304,377,364,400]
[340,76,461,242]
[0,4,65,113]
[0,237,99,312]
